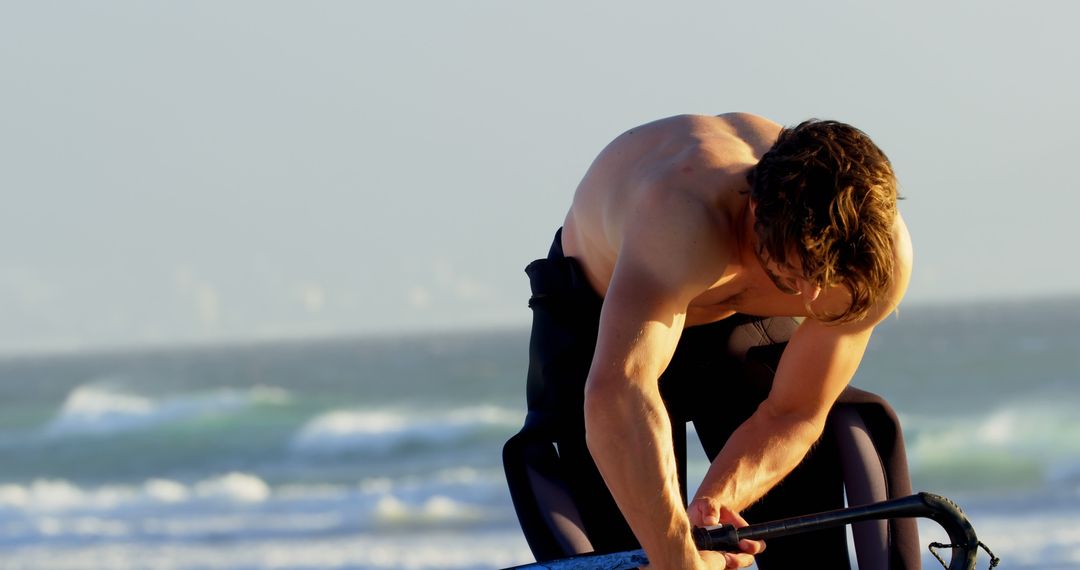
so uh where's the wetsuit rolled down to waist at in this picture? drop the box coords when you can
[503,228,920,569]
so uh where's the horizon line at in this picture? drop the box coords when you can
[1,291,1077,363]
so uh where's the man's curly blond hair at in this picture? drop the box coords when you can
[748,119,899,324]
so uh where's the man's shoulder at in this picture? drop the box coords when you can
[631,119,766,182]
[808,213,915,332]
[716,111,780,128]
[715,113,783,157]
[887,212,914,311]
[868,212,914,324]
[618,113,779,142]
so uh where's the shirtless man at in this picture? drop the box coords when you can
[506,113,914,569]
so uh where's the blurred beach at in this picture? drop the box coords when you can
[1,296,1078,569]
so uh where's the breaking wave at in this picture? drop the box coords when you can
[905,401,1080,490]
[289,406,523,453]
[42,384,290,437]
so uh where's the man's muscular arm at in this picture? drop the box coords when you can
[690,319,875,519]
[690,220,913,523]
[583,189,756,570]
[584,264,696,568]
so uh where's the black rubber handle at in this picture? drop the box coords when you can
[692,492,979,570]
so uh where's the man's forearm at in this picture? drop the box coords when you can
[584,380,698,569]
[695,405,824,513]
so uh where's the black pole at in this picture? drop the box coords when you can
[503,492,982,570]
[693,493,979,570]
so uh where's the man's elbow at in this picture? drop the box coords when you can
[583,374,617,435]
[582,374,640,449]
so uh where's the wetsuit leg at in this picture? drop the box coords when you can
[833,387,921,569]
[507,229,640,558]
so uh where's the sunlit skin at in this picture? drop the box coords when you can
[560,113,912,570]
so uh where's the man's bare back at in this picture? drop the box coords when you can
[561,113,910,326]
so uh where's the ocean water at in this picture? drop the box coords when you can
[0,297,1077,569]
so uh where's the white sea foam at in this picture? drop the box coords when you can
[0,469,506,521]
[0,470,510,553]
[372,494,488,527]
[193,472,271,503]
[0,473,272,513]
[0,473,351,546]
[42,384,290,437]
[0,530,535,570]
[289,405,523,453]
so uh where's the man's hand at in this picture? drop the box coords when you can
[687,498,764,569]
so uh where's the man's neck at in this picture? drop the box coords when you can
[734,196,755,268]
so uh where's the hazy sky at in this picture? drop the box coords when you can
[1,1,1077,354]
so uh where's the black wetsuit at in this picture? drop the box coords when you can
[504,229,920,569]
